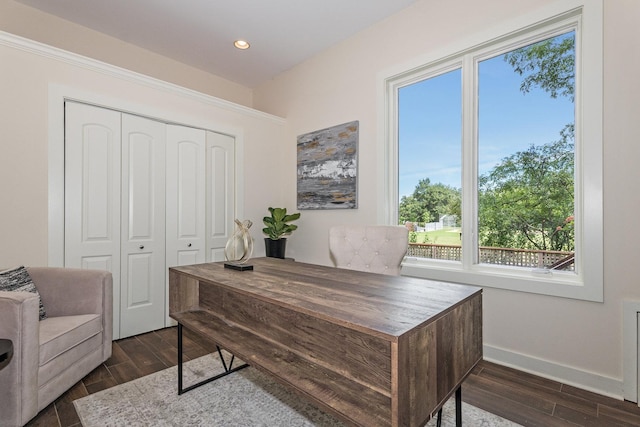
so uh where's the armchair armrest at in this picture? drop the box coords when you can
[0,292,40,425]
[0,291,40,354]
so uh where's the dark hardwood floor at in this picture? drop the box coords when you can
[25,327,640,426]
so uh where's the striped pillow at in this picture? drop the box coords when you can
[0,266,47,320]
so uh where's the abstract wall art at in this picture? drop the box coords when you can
[297,121,358,210]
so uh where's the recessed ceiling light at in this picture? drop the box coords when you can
[234,40,250,50]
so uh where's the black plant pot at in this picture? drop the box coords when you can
[264,238,287,259]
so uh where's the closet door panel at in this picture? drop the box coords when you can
[65,103,121,265]
[81,257,113,272]
[127,254,153,303]
[120,114,166,338]
[207,131,236,262]
[177,143,198,236]
[83,137,112,240]
[178,251,199,266]
[64,102,122,336]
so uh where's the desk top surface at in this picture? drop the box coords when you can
[171,257,481,338]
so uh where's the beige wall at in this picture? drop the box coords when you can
[0,35,285,268]
[253,0,640,398]
[2,0,638,400]
[0,0,253,107]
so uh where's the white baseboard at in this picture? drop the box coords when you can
[483,344,624,400]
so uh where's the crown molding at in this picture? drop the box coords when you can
[0,30,285,124]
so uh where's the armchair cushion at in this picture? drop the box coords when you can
[39,314,102,366]
[0,266,46,320]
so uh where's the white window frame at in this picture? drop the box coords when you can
[378,0,603,301]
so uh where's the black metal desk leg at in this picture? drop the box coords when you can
[456,386,462,427]
[176,322,249,395]
[435,386,462,426]
[177,323,184,394]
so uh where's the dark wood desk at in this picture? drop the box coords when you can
[169,258,482,427]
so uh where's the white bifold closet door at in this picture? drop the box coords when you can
[206,131,235,262]
[119,114,167,338]
[65,103,169,338]
[164,125,206,327]
[64,102,235,339]
[64,103,122,280]
[165,125,206,268]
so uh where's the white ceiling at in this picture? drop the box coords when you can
[16,0,418,88]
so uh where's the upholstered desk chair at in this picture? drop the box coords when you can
[329,225,409,276]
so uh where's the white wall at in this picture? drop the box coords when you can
[253,0,640,398]
[0,33,286,268]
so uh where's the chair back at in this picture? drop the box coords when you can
[329,225,409,276]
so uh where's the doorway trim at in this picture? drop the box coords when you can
[623,300,640,403]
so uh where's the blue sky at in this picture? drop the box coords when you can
[398,42,575,199]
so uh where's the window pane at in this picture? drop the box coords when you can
[477,31,575,271]
[398,69,462,262]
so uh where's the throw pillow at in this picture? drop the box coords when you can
[0,266,47,320]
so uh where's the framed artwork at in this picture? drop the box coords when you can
[297,121,358,210]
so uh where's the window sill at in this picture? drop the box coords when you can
[400,257,603,302]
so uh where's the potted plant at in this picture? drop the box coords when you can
[262,207,301,258]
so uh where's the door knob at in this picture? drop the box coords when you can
[188,243,192,247]
[139,245,144,249]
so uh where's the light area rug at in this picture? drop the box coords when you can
[74,352,521,427]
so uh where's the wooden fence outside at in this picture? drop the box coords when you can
[407,243,574,270]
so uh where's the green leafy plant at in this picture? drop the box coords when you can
[262,207,301,240]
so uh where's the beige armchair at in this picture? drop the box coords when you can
[0,267,112,426]
[329,225,409,276]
